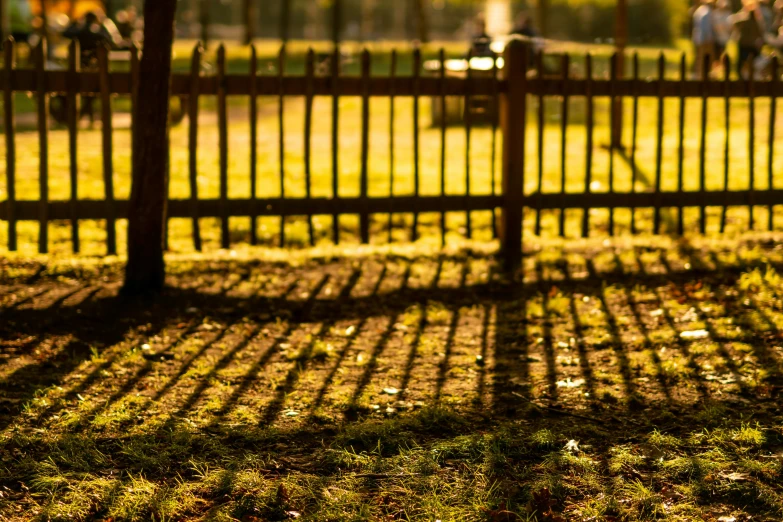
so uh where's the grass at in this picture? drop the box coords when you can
[2,236,783,520]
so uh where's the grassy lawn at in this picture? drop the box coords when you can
[1,236,783,520]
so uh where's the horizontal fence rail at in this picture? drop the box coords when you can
[0,38,781,257]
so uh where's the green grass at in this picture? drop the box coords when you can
[2,238,783,520]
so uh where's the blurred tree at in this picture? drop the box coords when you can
[280,0,290,41]
[123,0,177,295]
[243,0,256,44]
[413,0,430,42]
[200,0,208,45]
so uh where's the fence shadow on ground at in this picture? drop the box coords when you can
[1,239,782,435]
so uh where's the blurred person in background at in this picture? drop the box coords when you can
[692,0,716,78]
[758,0,776,32]
[470,15,493,56]
[733,0,765,77]
[115,5,140,43]
[9,0,33,45]
[511,11,538,39]
[63,10,122,66]
[713,0,734,63]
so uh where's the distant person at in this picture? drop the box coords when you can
[692,0,717,78]
[511,12,538,39]
[63,11,121,66]
[775,0,783,30]
[758,0,776,32]
[115,6,139,41]
[733,0,765,77]
[470,15,493,57]
[511,12,540,65]
[713,0,734,61]
[9,0,33,45]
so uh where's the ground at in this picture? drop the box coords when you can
[1,236,783,521]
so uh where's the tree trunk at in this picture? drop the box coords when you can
[537,0,549,37]
[331,0,342,46]
[611,0,628,149]
[360,0,375,42]
[122,0,177,296]
[279,0,290,41]
[413,0,429,43]
[200,0,209,46]
[243,0,256,45]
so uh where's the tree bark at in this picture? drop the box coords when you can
[537,0,549,37]
[611,0,628,149]
[243,0,256,44]
[331,0,342,46]
[279,0,290,41]
[200,0,209,46]
[413,0,429,43]
[122,0,177,296]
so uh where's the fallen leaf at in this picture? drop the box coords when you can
[556,378,585,388]
[719,472,750,482]
[680,330,709,340]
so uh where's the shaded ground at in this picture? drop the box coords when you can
[1,236,783,520]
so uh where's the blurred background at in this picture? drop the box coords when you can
[0,0,703,48]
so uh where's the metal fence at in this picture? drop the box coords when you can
[0,38,781,262]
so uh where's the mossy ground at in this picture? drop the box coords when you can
[2,235,783,520]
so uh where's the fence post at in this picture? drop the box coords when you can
[500,38,528,271]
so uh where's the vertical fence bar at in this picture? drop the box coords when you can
[98,44,116,255]
[131,43,140,168]
[218,45,230,249]
[331,46,340,243]
[130,44,140,167]
[188,44,202,251]
[278,45,286,246]
[630,53,639,235]
[130,43,140,243]
[608,52,617,235]
[388,50,397,244]
[491,50,500,239]
[653,53,664,235]
[412,47,421,241]
[677,53,686,236]
[534,50,544,236]
[698,54,708,234]
[559,54,569,237]
[748,60,756,231]
[501,39,527,270]
[67,40,80,253]
[439,48,447,246]
[359,49,371,244]
[769,57,778,231]
[721,55,731,233]
[464,49,473,239]
[35,40,49,254]
[582,53,593,238]
[249,44,258,245]
[304,49,315,246]
[3,39,15,251]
